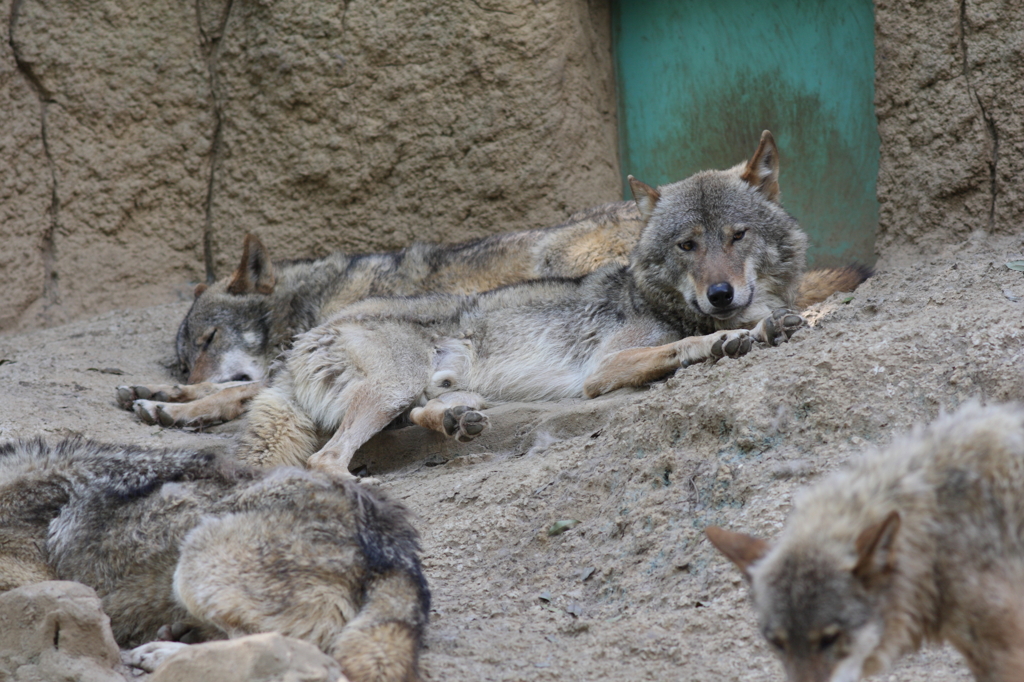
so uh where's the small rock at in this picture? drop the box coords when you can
[770,459,815,479]
[0,581,124,682]
[149,632,345,682]
[547,519,581,536]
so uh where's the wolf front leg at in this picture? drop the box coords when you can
[583,329,754,398]
[171,479,428,682]
[409,391,489,442]
[117,380,226,408]
[130,380,265,427]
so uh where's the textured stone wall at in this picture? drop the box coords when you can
[1,0,619,332]
[6,0,1022,332]
[874,0,1023,252]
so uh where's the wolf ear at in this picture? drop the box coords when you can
[628,175,661,222]
[193,283,208,299]
[227,234,276,296]
[706,526,770,580]
[739,130,781,203]
[853,510,901,582]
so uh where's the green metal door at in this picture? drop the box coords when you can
[613,0,878,268]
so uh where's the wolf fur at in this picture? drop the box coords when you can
[0,437,429,682]
[707,402,1024,682]
[232,131,812,477]
[117,163,869,428]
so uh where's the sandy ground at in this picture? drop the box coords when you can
[3,231,1023,681]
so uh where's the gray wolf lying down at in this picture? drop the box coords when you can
[118,199,646,426]
[117,168,867,429]
[236,131,823,478]
[708,402,1024,682]
[0,437,429,682]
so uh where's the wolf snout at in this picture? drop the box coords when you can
[707,282,734,308]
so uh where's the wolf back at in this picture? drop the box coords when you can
[0,437,429,682]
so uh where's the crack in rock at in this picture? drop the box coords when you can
[9,0,60,316]
[196,0,235,283]
[958,0,999,232]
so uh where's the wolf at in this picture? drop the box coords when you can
[116,177,868,429]
[0,437,429,682]
[116,201,645,426]
[231,131,820,477]
[706,402,1024,682]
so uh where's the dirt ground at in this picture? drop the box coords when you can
[3,231,1023,681]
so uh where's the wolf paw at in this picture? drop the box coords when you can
[760,308,805,346]
[133,400,179,427]
[708,330,753,361]
[443,405,489,442]
[115,386,137,410]
[117,384,177,410]
[123,640,190,672]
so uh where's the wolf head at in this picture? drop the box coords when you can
[176,234,276,383]
[627,131,807,331]
[706,511,901,682]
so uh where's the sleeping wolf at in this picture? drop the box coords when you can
[116,189,867,429]
[116,202,644,426]
[0,437,429,682]
[707,402,1024,682]
[233,131,819,477]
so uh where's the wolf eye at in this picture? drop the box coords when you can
[198,328,217,349]
[732,230,746,242]
[440,380,452,388]
[679,240,696,252]
[818,628,841,651]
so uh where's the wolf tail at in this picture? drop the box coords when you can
[329,485,431,682]
[330,569,428,682]
[795,264,873,309]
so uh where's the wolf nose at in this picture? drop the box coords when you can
[707,282,734,308]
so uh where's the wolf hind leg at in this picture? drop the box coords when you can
[172,485,425,682]
[409,391,489,442]
[235,385,320,469]
[307,380,425,478]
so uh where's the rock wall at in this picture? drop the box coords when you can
[1,0,619,332]
[5,0,1023,333]
[874,0,1023,251]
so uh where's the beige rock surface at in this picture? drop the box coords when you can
[874,0,1023,249]
[0,581,125,682]
[1,0,619,333]
[4,230,1022,680]
[149,633,345,682]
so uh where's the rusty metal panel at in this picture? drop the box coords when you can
[613,0,878,268]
